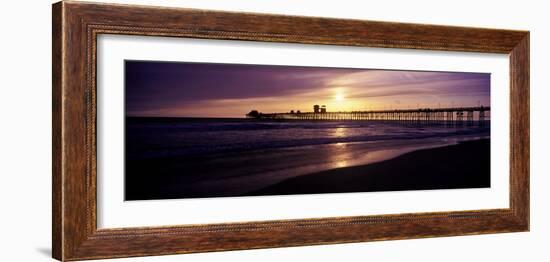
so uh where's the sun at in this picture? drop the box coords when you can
[334,92,345,101]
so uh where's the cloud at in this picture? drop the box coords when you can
[125,61,490,117]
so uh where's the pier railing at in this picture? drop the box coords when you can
[247,106,490,125]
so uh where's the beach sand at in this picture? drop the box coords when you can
[125,137,490,200]
[247,139,490,196]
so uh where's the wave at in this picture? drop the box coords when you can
[126,124,490,160]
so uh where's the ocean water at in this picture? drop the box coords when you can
[126,117,490,161]
[125,117,491,199]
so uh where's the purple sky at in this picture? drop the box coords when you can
[125,61,490,118]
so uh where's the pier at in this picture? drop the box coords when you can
[246,105,490,125]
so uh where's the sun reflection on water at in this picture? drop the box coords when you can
[333,127,346,138]
[328,139,355,169]
[335,159,349,168]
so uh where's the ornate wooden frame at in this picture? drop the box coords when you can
[52,1,530,261]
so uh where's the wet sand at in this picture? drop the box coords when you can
[125,137,489,200]
[247,139,490,196]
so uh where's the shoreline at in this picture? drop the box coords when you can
[245,139,490,197]
[126,137,490,200]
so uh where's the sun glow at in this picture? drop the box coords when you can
[334,92,345,101]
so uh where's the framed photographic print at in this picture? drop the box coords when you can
[52,1,529,261]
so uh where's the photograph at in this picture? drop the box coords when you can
[124,61,491,200]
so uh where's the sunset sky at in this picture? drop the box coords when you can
[125,61,490,118]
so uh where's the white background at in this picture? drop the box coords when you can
[0,0,546,261]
